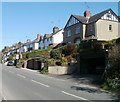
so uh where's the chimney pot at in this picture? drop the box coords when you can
[84,11,92,18]
[53,27,59,33]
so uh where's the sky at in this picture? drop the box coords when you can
[1,2,119,50]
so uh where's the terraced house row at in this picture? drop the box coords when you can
[2,9,120,58]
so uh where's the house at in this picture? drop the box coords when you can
[25,34,43,52]
[63,9,120,44]
[39,27,63,49]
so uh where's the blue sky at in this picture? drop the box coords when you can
[1,2,119,50]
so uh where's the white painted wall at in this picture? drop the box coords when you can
[34,43,39,50]
[52,29,63,43]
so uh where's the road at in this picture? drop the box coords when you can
[1,64,119,101]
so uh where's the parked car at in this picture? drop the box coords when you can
[7,61,14,66]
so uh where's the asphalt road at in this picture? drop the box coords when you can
[1,64,119,101]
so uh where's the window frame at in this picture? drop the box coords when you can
[75,26,80,34]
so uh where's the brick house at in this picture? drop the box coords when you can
[63,9,120,44]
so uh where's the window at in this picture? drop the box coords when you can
[75,39,80,44]
[66,29,71,37]
[90,24,93,32]
[67,41,71,44]
[107,11,112,18]
[109,25,112,31]
[75,26,80,34]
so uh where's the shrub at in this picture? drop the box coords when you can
[48,58,56,66]
[7,55,14,61]
[26,49,51,59]
[116,37,120,44]
[40,68,48,74]
[93,42,103,51]
[16,62,23,68]
[50,49,61,59]
[61,44,78,56]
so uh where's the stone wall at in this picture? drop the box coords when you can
[48,64,77,75]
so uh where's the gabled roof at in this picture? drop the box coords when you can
[72,15,88,24]
[65,9,119,28]
[89,9,118,23]
[44,34,53,38]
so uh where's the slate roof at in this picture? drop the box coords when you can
[71,9,118,24]
[44,34,53,38]
[72,15,88,24]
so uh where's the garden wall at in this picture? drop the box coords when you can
[48,64,77,75]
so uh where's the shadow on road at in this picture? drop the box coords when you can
[71,85,108,94]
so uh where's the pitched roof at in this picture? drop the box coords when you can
[44,34,53,38]
[68,9,118,25]
[72,15,88,23]
[89,9,115,23]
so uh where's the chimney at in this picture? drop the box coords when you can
[53,27,59,33]
[27,39,31,43]
[37,34,42,39]
[84,11,92,18]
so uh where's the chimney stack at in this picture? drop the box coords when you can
[37,34,42,39]
[27,39,31,43]
[53,27,59,33]
[84,11,92,18]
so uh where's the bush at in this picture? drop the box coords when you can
[61,44,78,56]
[7,55,14,61]
[16,62,23,68]
[116,37,120,44]
[50,49,61,59]
[26,49,51,59]
[103,44,120,92]
[48,58,56,66]
[40,68,48,74]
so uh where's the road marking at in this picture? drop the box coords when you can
[61,91,88,100]
[9,71,14,74]
[39,74,66,82]
[1,92,7,101]
[31,80,50,88]
[17,74,26,78]
[2,95,7,100]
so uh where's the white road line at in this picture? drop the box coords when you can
[9,71,14,74]
[39,74,66,82]
[31,80,50,88]
[17,74,26,78]
[1,92,7,101]
[61,91,88,100]
[2,95,7,100]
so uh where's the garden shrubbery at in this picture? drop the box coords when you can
[102,39,120,92]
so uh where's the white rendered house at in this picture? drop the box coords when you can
[39,27,63,49]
